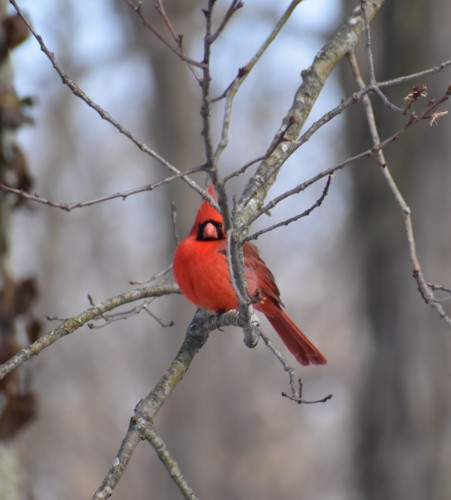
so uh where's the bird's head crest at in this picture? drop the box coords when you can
[193,185,223,228]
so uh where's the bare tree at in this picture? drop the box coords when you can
[0,0,449,498]
[343,1,451,499]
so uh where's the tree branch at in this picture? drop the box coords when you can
[0,165,205,211]
[245,174,332,242]
[122,0,203,71]
[0,285,179,381]
[238,0,386,221]
[8,0,206,198]
[92,308,242,499]
[243,84,451,229]
[347,51,451,329]
[213,0,303,164]
[145,427,198,500]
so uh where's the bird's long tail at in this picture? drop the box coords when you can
[266,309,327,366]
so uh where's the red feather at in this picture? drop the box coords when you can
[173,185,326,366]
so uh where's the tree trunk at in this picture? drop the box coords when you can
[0,1,37,497]
[343,1,451,499]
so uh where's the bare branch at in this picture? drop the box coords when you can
[361,0,377,84]
[212,1,307,351]
[0,165,205,211]
[213,0,303,102]
[0,285,179,381]
[208,0,244,45]
[213,0,303,164]
[282,378,333,405]
[146,427,198,500]
[93,308,243,498]
[245,174,332,242]
[258,329,298,397]
[171,202,180,245]
[199,1,216,175]
[121,0,202,71]
[427,283,451,295]
[427,283,451,302]
[238,0,386,222]
[224,228,261,348]
[378,59,451,88]
[347,52,451,329]
[91,426,142,500]
[87,301,174,330]
[243,84,451,229]
[222,154,267,182]
[248,54,451,196]
[129,264,173,286]
[8,0,206,198]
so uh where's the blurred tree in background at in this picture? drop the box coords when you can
[343,1,451,499]
[0,0,448,499]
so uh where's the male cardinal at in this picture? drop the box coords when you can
[173,185,326,366]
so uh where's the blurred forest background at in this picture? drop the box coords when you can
[0,0,450,499]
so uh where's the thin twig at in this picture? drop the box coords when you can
[0,165,205,211]
[258,330,298,398]
[361,0,376,84]
[129,264,173,286]
[213,0,303,102]
[8,0,206,198]
[245,175,332,242]
[222,154,267,182]
[146,427,198,500]
[238,0,386,218]
[200,0,216,174]
[427,282,451,295]
[242,84,451,230]
[198,3,257,346]
[153,0,202,82]
[208,0,244,44]
[91,427,142,500]
[427,283,451,303]
[198,5,234,240]
[213,0,303,164]
[215,1,307,350]
[92,309,244,499]
[371,85,404,112]
[87,301,173,329]
[348,52,451,329]
[0,285,179,381]
[378,59,451,88]
[224,226,261,349]
[282,378,333,405]
[171,201,180,245]
[122,0,202,70]
[143,304,174,327]
[252,58,449,196]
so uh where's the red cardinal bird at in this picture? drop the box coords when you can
[173,186,326,366]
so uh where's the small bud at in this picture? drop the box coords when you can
[404,84,427,102]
